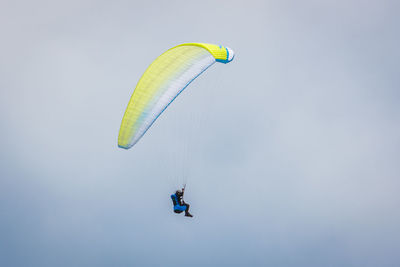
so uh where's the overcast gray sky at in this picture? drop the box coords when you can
[1,0,399,266]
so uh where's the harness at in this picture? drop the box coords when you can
[171,194,186,213]
[171,194,179,206]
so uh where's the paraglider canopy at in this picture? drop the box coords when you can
[118,43,235,149]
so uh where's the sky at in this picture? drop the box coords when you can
[0,0,399,266]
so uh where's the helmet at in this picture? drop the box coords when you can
[176,190,182,195]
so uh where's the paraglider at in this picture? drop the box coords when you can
[118,43,235,149]
[118,43,235,217]
[171,185,193,217]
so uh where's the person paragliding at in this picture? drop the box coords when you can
[171,185,193,217]
[117,43,234,217]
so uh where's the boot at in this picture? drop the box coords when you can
[185,212,193,217]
